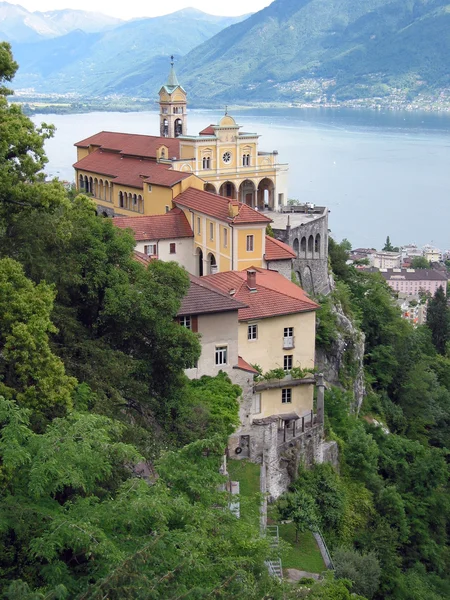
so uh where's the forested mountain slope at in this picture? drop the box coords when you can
[175,0,450,103]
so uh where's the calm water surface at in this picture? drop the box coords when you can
[33,108,450,250]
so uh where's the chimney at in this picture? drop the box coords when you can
[228,200,240,218]
[286,215,291,235]
[247,269,257,290]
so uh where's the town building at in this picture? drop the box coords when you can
[376,267,448,296]
[73,61,288,218]
[372,250,401,269]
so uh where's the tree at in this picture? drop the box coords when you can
[0,258,75,416]
[426,286,450,354]
[333,547,381,599]
[382,236,399,252]
[277,489,319,542]
[411,256,431,269]
[0,42,66,227]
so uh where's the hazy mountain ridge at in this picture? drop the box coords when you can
[0,1,123,42]
[9,8,250,95]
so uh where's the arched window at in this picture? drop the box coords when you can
[300,237,307,257]
[308,235,314,256]
[79,174,84,189]
[119,191,124,208]
[315,234,321,257]
[293,238,299,256]
[242,153,250,166]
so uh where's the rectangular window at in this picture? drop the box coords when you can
[246,235,254,252]
[179,315,191,329]
[252,393,261,414]
[248,324,258,340]
[223,228,228,248]
[284,355,293,371]
[282,388,292,404]
[169,243,176,254]
[165,205,170,213]
[215,346,228,366]
[283,327,294,349]
[144,243,157,256]
[197,217,201,235]
[210,222,214,241]
[148,184,152,192]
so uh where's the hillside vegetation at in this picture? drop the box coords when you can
[0,44,449,598]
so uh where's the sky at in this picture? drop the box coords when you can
[7,0,273,19]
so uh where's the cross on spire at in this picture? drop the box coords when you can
[170,55,174,66]
[225,105,228,115]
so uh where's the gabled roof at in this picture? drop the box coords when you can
[202,267,318,321]
[75,131,180,160]
[113,208,193,241]
[73,151,191,189]
[133,251,155,266]
[199,125,215,136]
[265,236,296,261]
[178,274,247,317]
[235,356,259,374]
[174,188,272,225]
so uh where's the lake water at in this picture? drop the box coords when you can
[32,107,450,250]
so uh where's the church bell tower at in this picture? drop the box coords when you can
[159,56,187,138]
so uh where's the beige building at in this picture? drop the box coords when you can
[372,250,401,269]
[203,267,319,421]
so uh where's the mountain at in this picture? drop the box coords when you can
[10,8,250,95]
[172,0,450,104]
[0,1,122,42]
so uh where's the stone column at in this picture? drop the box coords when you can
[316,373,325,425]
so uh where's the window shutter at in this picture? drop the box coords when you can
[191,316,198,333]
[144,245,149,254]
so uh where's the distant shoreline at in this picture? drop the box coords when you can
[11,96,450,116]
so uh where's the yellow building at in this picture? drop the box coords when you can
[202,267,319,420]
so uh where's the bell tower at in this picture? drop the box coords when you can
[159,56,187,138]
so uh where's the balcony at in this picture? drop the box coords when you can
[283,336,295,349]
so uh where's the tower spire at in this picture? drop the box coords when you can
[167,55,179,89]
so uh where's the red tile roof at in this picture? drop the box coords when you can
[113,208,193,241]
[235,356,259,374]
[199,125,215,136]
[73,151,191,189]
[133,251,154,266]
[174,188,272,225]
[265,236,296,260]
[75,131,180,159]
[178,274,247,317]
[202,267,318,320]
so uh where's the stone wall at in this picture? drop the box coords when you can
[265,259,292,280]
[274,211,331,296]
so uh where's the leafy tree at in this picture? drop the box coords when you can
[277,489,319,542]
[0,258,75,416]
[411,256,431,269]
[0,42,67,227]
[333,547,381,599]
[426,286,450,354]
[328,237,351,280]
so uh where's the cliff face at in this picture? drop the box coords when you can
[316,299,365,412]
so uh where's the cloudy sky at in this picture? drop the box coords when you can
[7,0,273,19]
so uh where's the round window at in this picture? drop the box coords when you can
[222,151,231,164]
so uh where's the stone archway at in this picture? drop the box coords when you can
[174,118,183,137]
[257,177,275,210]
[307,235,314,258]
[219,181,237,199]
[315,233,321,257]
[239,179,256,207]
[293,238,299,256]
[207,252,217,274]
[204,183,217,194]
[302,266,314,295]
[300,237,307,257]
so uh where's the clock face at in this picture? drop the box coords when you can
[222,151,232,164]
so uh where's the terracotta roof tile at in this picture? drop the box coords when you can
[174,188,271,225]
[113,208,193,241]
[202,268,318,320]
[199,125,215,136]
[75,131,180,159]
[265,236,296,260]
[178,274,247,317]
[235,356,258,374]
[73,151,191,189]
[133,251,155,266]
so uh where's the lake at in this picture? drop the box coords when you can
[32,107,450,250]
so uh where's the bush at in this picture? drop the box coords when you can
[333,547,381,599]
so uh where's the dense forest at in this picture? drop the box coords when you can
[1,42,449,598]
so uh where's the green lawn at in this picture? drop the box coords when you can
[278,523,325,573]
[227,459,261,526]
